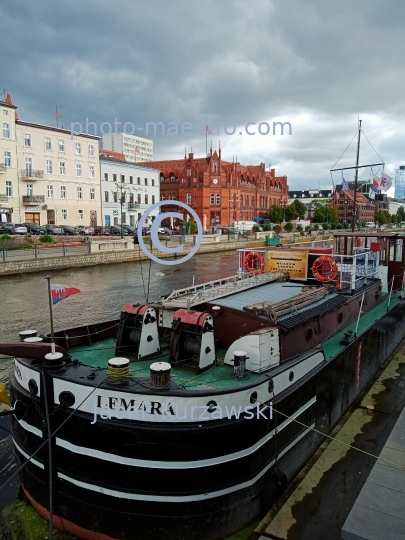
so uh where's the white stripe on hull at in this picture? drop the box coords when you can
[56,424,315,503]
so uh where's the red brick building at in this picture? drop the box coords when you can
[140,146,289,228]
[332,190,375,225]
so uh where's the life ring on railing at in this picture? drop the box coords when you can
[244,251,265,275]
[311,255,338,283]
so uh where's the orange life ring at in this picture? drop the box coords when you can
[311,255,338,283]
[244,251,265,275]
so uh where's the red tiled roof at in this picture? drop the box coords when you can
[99,149,126,161]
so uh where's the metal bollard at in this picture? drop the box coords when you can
[62,243,66,256]
[2,247,5,262]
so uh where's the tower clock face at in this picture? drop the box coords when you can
[213,179,219,184]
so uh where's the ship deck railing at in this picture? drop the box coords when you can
[162,271,286,309]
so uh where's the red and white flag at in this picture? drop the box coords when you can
[51,284,80,305]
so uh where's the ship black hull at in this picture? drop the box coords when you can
[10,298,405,540]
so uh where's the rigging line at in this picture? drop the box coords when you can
[42,370,53,540]
[330,130,359,171]
[361,130,385,165]
[258,400,405,472]
[51,322,120,340]
[0,375,108,494]
[137,237,148,304]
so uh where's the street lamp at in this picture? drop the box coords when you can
[229,192,238,226]
[114,178,132,239]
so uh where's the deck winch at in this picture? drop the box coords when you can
[115,303,160,360]
[170,309,216,371]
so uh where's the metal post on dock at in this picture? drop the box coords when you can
[387,277,394,310]
[62,243,66,256]
[2,247,5,262]
[355,292,365,336]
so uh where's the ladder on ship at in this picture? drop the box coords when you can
[162,271,287,309]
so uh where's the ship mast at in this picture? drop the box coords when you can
[352,119,362,232]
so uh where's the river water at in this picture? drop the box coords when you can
[0,251,238,519]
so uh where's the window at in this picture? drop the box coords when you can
[104,173,108,181]
[122,213,126,224]
[210,193,215,205]
[75,142,81,155]
[26,184,33,196]
[45,137,51,150]
[24,134,31,147]
[5,181,12,197]
[137,194,141,203]
[61,186,66,199]
[61,209,67,220]
[2,123,10,138]
[216,194,220,205]
[90,188,95,200]
[104,191,109,202]
[129,176,133,184]
[137,177,140,185]
[170,175,175,182]
[89,165,95,178]
[47,185,53,198]
[152,195,155,204]
[76,164,82,177]
[187,168,191,176]
[152,179,155,186]
[25,157,32,174]
[145,178,148,186]
[77,187,82,199]
[59,140,65,152]
[3,110,8,115]
[78,210,83,221]
[60,162,66,175]
[145,195,148,205]
[113,174,117,182]
[46,160,52,174]
[186,193,192,205]
[113,192,117,203]
[121,175,125,183]
[89,145,94,156]
[160,195,165,201]
[4,151,11,167]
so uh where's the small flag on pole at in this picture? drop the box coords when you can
[341,176,350,192]
[55,107,60,120]
[206,124,213,134]
[51,284,80,305]
[379,172,392,191]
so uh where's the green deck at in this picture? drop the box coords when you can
[70,339,260,390]
[322,291,402,361]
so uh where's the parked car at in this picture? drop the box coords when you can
[23,223,46,235]
[75,226,95,235]
[45,225,64,235]
[161,227,174,235]
[122,225,135,235]
[94,226,111,236]
[109,226,128,236]
[62,225,78,235]
[0,223,28,235]
[216,227,245,236]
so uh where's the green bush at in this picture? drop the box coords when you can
[39,234,53,243]
[313,224,319,230]
[284,222,294,233]
[24,233,34,243]
[262,224,272,232]
[273,224,282,234]
[227,229,236,235]
[1,234,11,241]
[296,224,303,232]
[300,231,306,236]
[252,224,261,232]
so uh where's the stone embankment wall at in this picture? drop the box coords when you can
[0,240,256,276]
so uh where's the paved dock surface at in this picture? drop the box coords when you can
[251,341,405,540]
[342,407,405,540]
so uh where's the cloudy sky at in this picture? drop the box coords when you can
[1,0,404,191]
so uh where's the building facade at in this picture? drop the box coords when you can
[140,147,289,229]
[332,190,375,225]
[15,121,100,226]
[0,95,20,222]
[102,133,153,163]
[394,166,405,199]
[100,157,160,227]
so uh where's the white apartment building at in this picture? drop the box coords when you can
[102,133,153,163]
[0,96,20,222]
[16,122,100,226]
[100,156,160,227]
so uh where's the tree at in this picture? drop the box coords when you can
[397,206,405,223]
[296,224,303,232]
[375,210,389,225]
[290,199,307,219]
[312,204,338,224]
[284,222,293,232]
[265,205,284,223]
